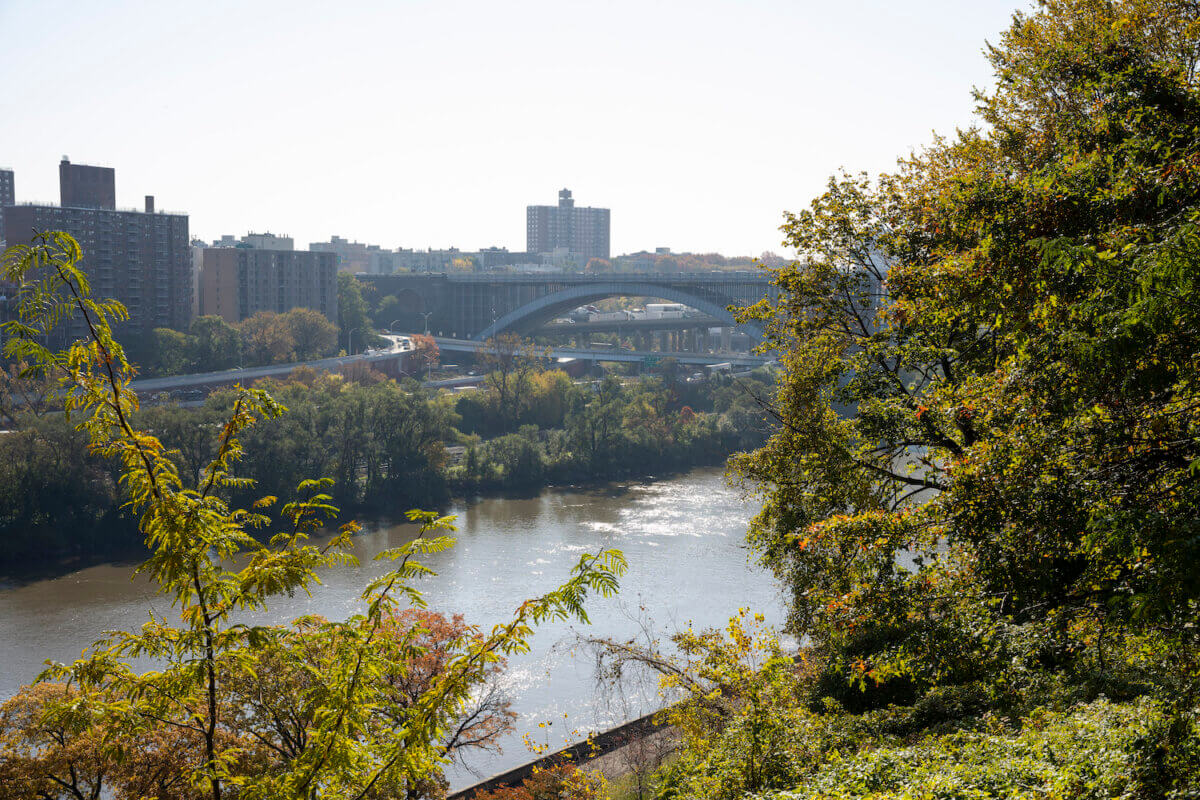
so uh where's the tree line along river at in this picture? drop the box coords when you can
[0,467,784,788]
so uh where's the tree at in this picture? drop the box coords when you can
[0,681,207,800]
[0,362,57,426]
[374,294,403,330]
[567,376,625,470]
[190,315,241,372]
[0,231,626,800]
[147,326,193,377]
[218,610,517,797]
[136,403,222,488]
[587,610,808,800]
[281,307,338,361]
[338,273,374,354]
[481,333,546,431]
[238,310,296,365]
[735,0,1200,713]
[472,763,599,800]
[410,333,439,377]
[653,356,681,385]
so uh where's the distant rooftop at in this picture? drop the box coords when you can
[59,156,113,170]
[13,200,187,216]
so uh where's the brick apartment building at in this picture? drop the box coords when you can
[199,247,338,325]
[1,158,192,343]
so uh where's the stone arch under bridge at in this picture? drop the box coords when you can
[475,282,759,340]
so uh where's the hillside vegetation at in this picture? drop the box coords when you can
[588,2,1200,798]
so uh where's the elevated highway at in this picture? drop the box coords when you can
[536,315,722,335]
[129,349,415,396]
[432,337,770,368]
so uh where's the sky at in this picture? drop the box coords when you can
[0,0,1031,257]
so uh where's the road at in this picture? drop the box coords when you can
[431,337,770,368]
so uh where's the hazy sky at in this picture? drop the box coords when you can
[0,0,1029,257]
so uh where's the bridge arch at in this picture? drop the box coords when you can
[473,282,762,341]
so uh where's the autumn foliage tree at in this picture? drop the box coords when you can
[410,334,440,377]
[472,763,599,800]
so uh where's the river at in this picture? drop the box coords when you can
[0,467,784,787]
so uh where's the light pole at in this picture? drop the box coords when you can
[345,326,360,356]
[420,311,433,336]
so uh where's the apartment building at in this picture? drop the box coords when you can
[526,188,610,263]
[310,235,395,274]
[0,168,13,244]
[199,248,338,325]
[1,158,192,342]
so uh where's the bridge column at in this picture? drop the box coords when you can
[720,327,732,352]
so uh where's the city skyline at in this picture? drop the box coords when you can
[1,0,1029,257]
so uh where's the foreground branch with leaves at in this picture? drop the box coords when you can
[0,231,626,800]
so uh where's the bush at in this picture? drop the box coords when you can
[758,700,1188,800]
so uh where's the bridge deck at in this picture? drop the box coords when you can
[536,315,722,335]
[433,337,769,367]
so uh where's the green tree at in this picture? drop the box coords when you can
[587,610,808,800]
[735,0,1200,713]
[190,315,241,372]
[281,307,339,361]
[147,326,194,377]
[568,375,626,471]
[0,231,626,800]
[338,273,374,354]
[480,333,545,432]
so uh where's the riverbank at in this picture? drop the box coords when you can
[0,446,745,581]
[0,367,773,568]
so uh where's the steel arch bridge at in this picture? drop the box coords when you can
[359,271,775,341]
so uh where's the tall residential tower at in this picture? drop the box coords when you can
[0,167,14,244]
[0,158,192,343]
[526,188,610,265]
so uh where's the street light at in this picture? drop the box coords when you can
[345,326,360,356]
[419,311,433,336]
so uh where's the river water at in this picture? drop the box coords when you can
[0,467,784,786]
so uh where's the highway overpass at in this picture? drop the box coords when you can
[129,349,415,395]
[432,337,770,368]
[127,337,767,399]
[536,315,723,335]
